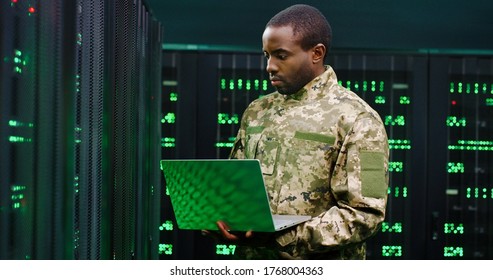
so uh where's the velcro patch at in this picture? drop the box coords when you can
[360,151,387,199]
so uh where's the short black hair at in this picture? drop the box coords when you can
[266,4,332,54]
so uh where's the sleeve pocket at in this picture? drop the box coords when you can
[360,151,387,199]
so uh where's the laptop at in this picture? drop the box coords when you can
[160,159,312,232]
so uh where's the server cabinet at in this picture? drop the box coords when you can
[428,55,493,259]
[0,0,163,260]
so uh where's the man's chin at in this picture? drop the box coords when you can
[277,88,295,95]
[275,86,290,95]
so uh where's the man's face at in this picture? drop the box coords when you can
[262,25,316,95]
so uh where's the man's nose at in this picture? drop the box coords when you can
[266,58,278,74]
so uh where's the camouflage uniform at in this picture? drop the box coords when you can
[229,65,389,259]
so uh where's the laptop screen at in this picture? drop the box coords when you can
[160,159,276,232]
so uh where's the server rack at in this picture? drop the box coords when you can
[0,0,163,260]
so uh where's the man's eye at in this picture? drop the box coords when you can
[278,54,287,60]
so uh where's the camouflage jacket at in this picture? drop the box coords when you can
[229,66,389,259]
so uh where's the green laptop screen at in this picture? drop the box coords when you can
[160,159,275,232]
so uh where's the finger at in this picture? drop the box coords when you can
[245,230,254,239]
[216,220,229,232]
[217,221,239,241]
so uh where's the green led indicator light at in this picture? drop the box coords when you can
[159,221,174,231]
[343,80,384,92]
[450,81,491,94]
[11,194,24,200]
[444,223,464,234]
[389,162,403,172]
[9,120,34,127]
[448,140,493,151]
[381,222,403,233]
[447,162,464,173]
[75,74,81,92]
[75,126,82,143]
[218,113,239,125]
[486,98,493,106]
[262,79,268,91]
[382,245,402,257]
[215,142,234,148]
[246,79,251,90]
[169,92,178,102]
[9,136,32,143]
[466,187,493,199]
[216,244,236,255]
[158,244,173,255]
[11,185,27,192]
[354,81,359,91]
[444,247,463,257]
[375,96,385,104]
[161,113,176,124]
[388,139,411,150]
[446,116,466,127]
[11,184,26,210]
[221,78,269,91]
[74,176,79,193]
[400,96,410,104]
[161,137,176,148]
[388,186,408,198]
[216,137,236,148]
[384,115,405,126]
[13,49,28,74]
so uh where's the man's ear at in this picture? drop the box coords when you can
[312,43,326,64]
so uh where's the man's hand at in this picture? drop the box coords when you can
[201,221,274,247]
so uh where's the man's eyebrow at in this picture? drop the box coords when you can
[264,48,289,55]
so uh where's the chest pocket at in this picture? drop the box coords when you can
[286,131,337,183]
[245,126,279,175]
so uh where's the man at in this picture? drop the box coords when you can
[212,4,389,259]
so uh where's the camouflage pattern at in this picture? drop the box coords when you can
[229,65,389,259]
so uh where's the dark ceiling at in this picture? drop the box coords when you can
[145,0,493,52]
